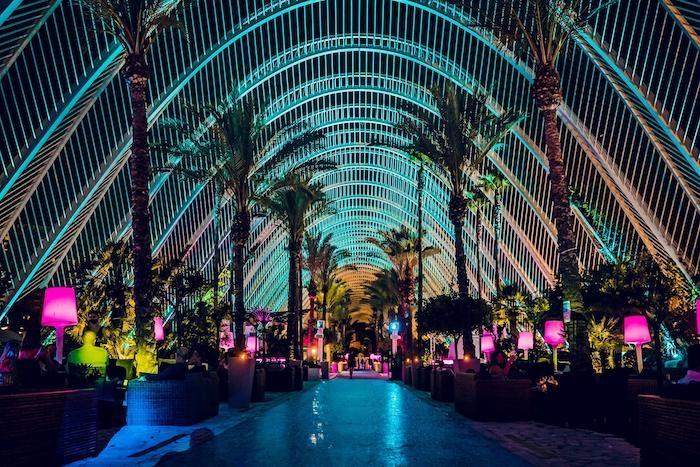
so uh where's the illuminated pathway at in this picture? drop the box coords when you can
[161,379,528,466]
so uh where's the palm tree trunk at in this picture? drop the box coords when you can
[449,194,469,298]
[211,185,222,312]
[476,209,483,299]
[494,192,503,297]
[125,53,154,369]
[232,209,250,352]
[534,64,590,372]
[287,238,301,360]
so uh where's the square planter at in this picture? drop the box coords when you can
[639,394,700,466]
[251,368,266,403]
[454,373,532,421]
[307,367,321,381]
[431,368,455,402]
[229,357,256,409]
[320,361,330,379]
[265,366,295,392]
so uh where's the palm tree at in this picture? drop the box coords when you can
[480,172,510,296]
[364,268,401,346]
[158,96,326,351]
[325,279,353,346]
[78,0,189,365]
[452,0,617,371]
[257,173,332,359]
[466,190,489,299]
[395,84,523,299]
[368,226,438,357]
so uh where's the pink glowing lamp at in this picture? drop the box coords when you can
[41,287,78,362]
[543,320,565,370]
[624,315,651,374]
[480,332,495,360]
[517,331,534,360]
[154,316,165,342]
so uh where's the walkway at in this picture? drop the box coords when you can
[161,379,528,466]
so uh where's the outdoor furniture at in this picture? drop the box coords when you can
[638,394,700,466]
[431,368,455,402]
[0,388,98,465]
[454,372,532,421]
[126,372,219,426]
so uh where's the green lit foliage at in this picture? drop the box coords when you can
[588,316,621,373]
[325,279,353,346]
[582,253,693,378]
[394,84,524,299]
[157,263,207,346]
[0,259,11,308]
[418,293,490,357]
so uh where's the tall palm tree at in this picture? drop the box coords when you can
[396,84,523,299]
[480,172,510,296]
[364,268,400,345]
[79,0,189,366]
[325,278,353,346]
[452,0,617,371]
[158,96,326,351]
[257,173,332,359]
[466,190,489,299]
[368,226,438,357]
[314,238,350,326]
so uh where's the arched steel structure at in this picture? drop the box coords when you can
[1,0,698,317]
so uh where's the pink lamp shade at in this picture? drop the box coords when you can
[517,331,534,350]
[41,287,78,328]
[480,332,495,355]
[624,315,651,345]
[154,317,165,342]
[41,287,78,362]
[544,320,565,347]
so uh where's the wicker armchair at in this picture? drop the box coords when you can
[126,372,219,426]
[454,372,532,421]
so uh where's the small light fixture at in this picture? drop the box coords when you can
[480,332,495,360]
[41,287,78,362]
[543,320,565,370]
[154,316,164,342]
[624,315,651,374]
[517,331,534,360]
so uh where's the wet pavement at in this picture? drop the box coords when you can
[159,378,529,466]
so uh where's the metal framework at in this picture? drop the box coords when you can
[1,0,698,318]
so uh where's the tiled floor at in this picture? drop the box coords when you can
[160,379,529,466]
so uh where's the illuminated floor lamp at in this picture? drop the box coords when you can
[624,315,651,374]
[154,316,165,342]
[480,331,495,362]
[517,331,534,360]
[544,320,565,371]
[41,287,78,362]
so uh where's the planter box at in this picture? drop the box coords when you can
[321,362,330,379]
[431,368,455,402]
[0,388,98,465]
[414,366,432,391]
[251,369,266,403]
[265,366,295,392]
[307,367,321,381]
[127,373,219,426]
[402,365,412,385]
[639,394,700,466]
[454,373,532,421]
[229,358,256,409]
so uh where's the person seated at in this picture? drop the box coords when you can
[488,351,515,379]
[17,326,42,360]
[0,341,18,373]
[187,348,208,375]
[146,347,187,381]
[67,330,108,376]
[678,344,700,384]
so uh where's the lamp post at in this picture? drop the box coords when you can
[517,331,534,360]
[41,287,78,362]
[389,321,399,358]
[480,331,495,362]
[624,315,651,374]
[544,320,565,371]
[153,316,165,342]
